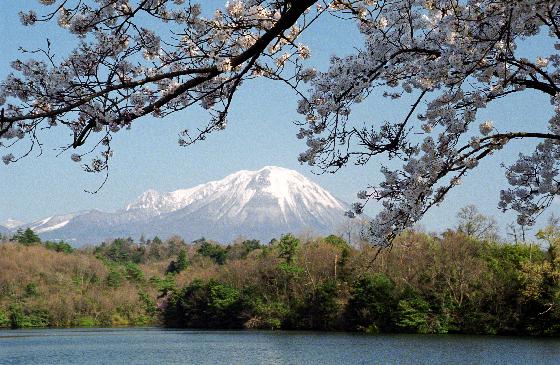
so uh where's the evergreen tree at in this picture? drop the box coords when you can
[277,234,299,264]
[176,250,188,273]
[166,250,189,275]
[15,228,41,245]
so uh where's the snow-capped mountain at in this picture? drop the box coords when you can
[11,166,350,245]
[27,212,87,233]
[2,218,23,230]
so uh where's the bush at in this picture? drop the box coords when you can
[345,273,397,332]
[139,290,157,316]
[165,280,245,328]
[107,269,123,288]
[277,234,299,264]
[296,280,341,330]
[44,240,73,253]
[8,305,50,328]
[77,316,97,327]
[395,298,432,333]
[0,309,9,328]
[166,250,189,274]
[197,241,228,265]
[25,282,39,297]
[124,263,145,283]
[245,300,289,330]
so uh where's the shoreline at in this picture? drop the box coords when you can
[2,326,560,338]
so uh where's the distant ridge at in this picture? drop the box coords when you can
[1,218,23,230]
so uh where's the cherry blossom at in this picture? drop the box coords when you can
[1,0,321,187]
[296,0,560,245]
[1,0,560,246]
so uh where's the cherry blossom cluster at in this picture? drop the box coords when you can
[297,0,560,245]
[0,0,320,180]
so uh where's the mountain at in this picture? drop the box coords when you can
[15,166,350,245]
[27,212,87,234]
[2,218,23,230]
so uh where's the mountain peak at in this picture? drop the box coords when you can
[126,189,162,211]
[258,165,290,172]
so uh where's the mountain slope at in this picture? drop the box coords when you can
[2,218,23,230]
[24,166,350,244]
[142,166,348,242]
[27,212,88,234]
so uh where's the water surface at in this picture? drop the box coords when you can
[1,328,559,364]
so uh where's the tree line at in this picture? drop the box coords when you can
[2,214,560,335]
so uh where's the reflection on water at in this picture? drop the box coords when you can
[1,328,559,365]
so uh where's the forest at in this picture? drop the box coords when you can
[2,212,560,336]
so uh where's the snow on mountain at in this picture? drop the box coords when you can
[27,166,351,245]
[27,212,88,233]
[2,218,23,230]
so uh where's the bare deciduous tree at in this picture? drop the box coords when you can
[456,205,499,241]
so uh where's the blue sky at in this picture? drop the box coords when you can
[0,1,558,238]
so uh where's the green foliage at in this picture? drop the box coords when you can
[151,274,177,294]
[106,268,123,288]
[139,290,157,316]
[124,263,145,283]
[324,235,348,249]
[99,238,135,263]
[166,250,189,274]
[0,309,9,328]
[7,228,560,335]
[395,298,431,333]
[242,239,261,253]
[247,299,289,330]
[345,273,397,332]
[324,235,351,273]
[165,280,245,328]
[0,243,160,329]
[484,241,542,275]
[8,305,50,329]
[44,240,73,253]
[278,262,304,278]
[298,280,341,330]
[197,241,228,265]
[158,230,560,334]
[8,305,26,329]
[15,228,41,245]
[24,283,38,297]
[77,316,97,327]
[94,236,186,264]
[176,250,188,271]
[277,234,299,264]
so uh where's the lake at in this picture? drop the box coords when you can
[1,328,559,364]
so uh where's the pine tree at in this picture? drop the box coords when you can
[176,250,188,273]
[15,228,40,245]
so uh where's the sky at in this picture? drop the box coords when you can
[0,1,558,238]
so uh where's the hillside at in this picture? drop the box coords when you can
[0,243,159,328]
